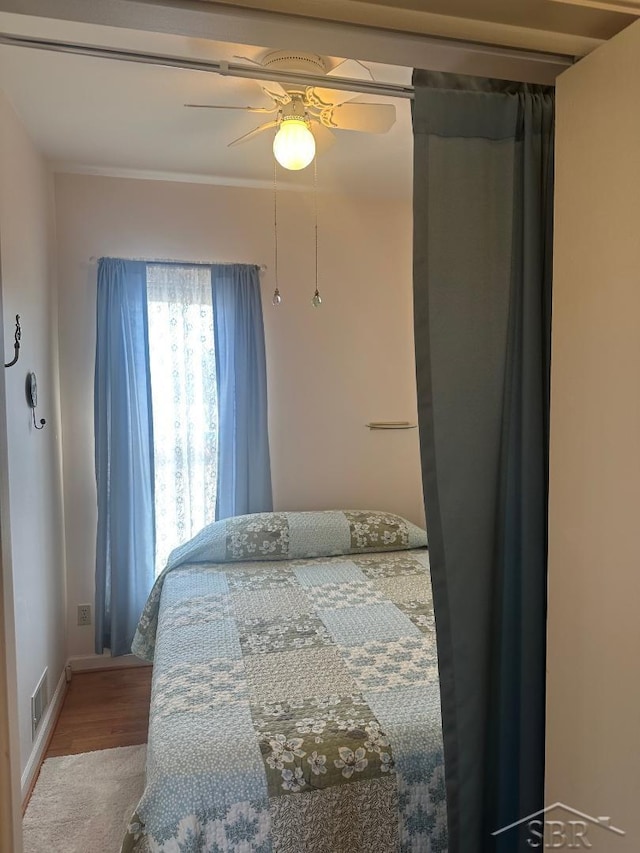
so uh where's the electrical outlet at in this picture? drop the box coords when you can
[77,604,92,626]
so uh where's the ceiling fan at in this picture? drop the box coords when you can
[184,50,397,170]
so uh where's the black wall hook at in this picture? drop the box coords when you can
[32,411,46,430]
[4,315,21,368]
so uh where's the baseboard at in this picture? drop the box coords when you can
[68,653,149,673]
[21,667,67,807]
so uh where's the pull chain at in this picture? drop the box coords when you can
[311,157,322,308]
[272,159,281,306]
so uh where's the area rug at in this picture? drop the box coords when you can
[23,744,146,853]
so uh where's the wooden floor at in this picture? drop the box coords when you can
[46,666,153,758]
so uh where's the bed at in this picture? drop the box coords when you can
[123,510,447,853]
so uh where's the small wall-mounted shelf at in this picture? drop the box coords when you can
[366,421,417,430]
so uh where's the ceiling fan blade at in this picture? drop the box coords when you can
[184,104,278,114]
[321,101,396,133]
[233,54,262,65]
[306,86,351,110]
[310,122,336,155]
[261,83,290,104]
[228,120,279,148]
[327,58,375,81]
[184,103,277,114]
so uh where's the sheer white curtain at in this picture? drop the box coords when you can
[146,264,218,574]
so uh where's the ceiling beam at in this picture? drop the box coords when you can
[549,0,640,14]
[0,0,576,83]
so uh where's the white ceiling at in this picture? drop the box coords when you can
[0,13,413,199]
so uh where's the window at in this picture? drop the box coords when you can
[146,264,218,573]
[95,257,271,654]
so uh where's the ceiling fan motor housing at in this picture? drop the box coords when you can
[260,50,328,75]
[260,50,329,96]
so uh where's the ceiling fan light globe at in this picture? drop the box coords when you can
[273,119,316,171]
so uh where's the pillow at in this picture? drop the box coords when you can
[166,510,427,569]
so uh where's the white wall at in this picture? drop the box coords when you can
[54,172,423,658]
[0,92,66,775]
[547,19,640,852]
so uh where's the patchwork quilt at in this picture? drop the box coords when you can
[123,511,447,853]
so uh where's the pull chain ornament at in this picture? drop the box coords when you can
[272,159,282,306]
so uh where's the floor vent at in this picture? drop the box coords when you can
[31,668,48,740]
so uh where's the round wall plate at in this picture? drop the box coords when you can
[26,371,38,409]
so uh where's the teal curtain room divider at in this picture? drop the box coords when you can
[412,72,554,852]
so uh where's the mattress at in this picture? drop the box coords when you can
[123,510,447,853]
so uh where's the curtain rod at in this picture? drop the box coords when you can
[0,33,572,98]
[89,256,267,272]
